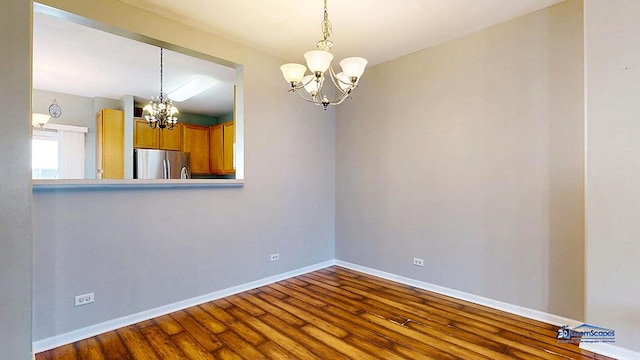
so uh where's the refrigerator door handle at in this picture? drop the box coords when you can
[166,159,171,179]
[162,159,167,179]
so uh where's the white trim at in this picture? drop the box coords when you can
[32,259,335,353]
[335,260,582,327]
[581,343,640,360]
[335,260,640,359]
[32,178,245,190]
[43,123,88,133]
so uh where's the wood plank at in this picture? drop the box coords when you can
[199,302,237,324]
[185,305,227,334]
[216,330,268,360]
[139,325,187,359]
[237,292,305,327]
[75,338,105,360]
[117,325,159,360]
[247,291,347,337]
[261,313,348,359]
[268,282,327,307]
[170,332,216,360]
[256,284,288,299]
[154,314,184,336]
[35,350,53,360]
[226,305,319,360]
[214,347,244,360]
[299,324,379,360]
[257,341,297,359]
[135,319,155,329]
[96,331,130,359]
[225,294,266,317]
[221,306,267,346]
[50,344,78,360]
[169,310,224,352]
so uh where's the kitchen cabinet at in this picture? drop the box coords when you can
[133,118,182,151]
[209,121,235,174]
[223,122,235,174]
[96,109,124,179]
[209,124,223,174]
[181,124,210,174]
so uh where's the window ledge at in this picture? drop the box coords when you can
[32,179,244,191]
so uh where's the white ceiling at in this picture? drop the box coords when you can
[119,0,564,66]
[34,0,563,117]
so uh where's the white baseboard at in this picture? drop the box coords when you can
[32,259,336,353]
[581,343,640,360]
[33,259,640,359]
[335,260,640,360]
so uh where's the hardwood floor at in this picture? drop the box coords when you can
[36,266,613,359]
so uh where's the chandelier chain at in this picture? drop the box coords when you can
[160,48,164,100]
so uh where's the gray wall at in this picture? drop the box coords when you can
[32,0,334,341]
[336,0,585,320]
[584,0,640,352]
[0,0,32,358]
[33,89,96,179]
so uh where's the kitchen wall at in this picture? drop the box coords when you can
[32,0,335,342]
[33,89,97,178]
[584,0,640,352]
[336,0,585,320]
[0,0,32,358]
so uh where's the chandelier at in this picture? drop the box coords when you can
[280,0,368,110]
[143,48,179,130]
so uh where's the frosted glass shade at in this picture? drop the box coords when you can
[32,113,51,127]
[339,57,368,79]
[335,72,356,91]
[280,63,307,83]
[302,75,319,95]
[304,50,334,73]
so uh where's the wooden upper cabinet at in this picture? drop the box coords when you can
[134,118,182,150]
[182,124,210,174]
[223,122,235,174]
[96,109,124,179]
[209,121,235,175]
[159,124,182,151]
[209,124,224,174]
[133,118,158,149]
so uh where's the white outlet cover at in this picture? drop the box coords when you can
[74,292,95,306]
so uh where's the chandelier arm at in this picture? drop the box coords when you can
[327,67,351,96]
[292,86,345,107]
[290,75,317,91]
[291,89,320,104]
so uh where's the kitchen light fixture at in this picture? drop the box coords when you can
[143,48,179,130]
[32,113,51,128]
[280,0,368,110]
[169,76,216,102]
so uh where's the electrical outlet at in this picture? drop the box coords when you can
[413,257,424,267]
[270,253,280,262]
[74,292,94,307]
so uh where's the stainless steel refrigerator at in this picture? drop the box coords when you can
[134,149,191,179]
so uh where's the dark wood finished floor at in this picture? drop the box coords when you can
[36,266,613,359]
